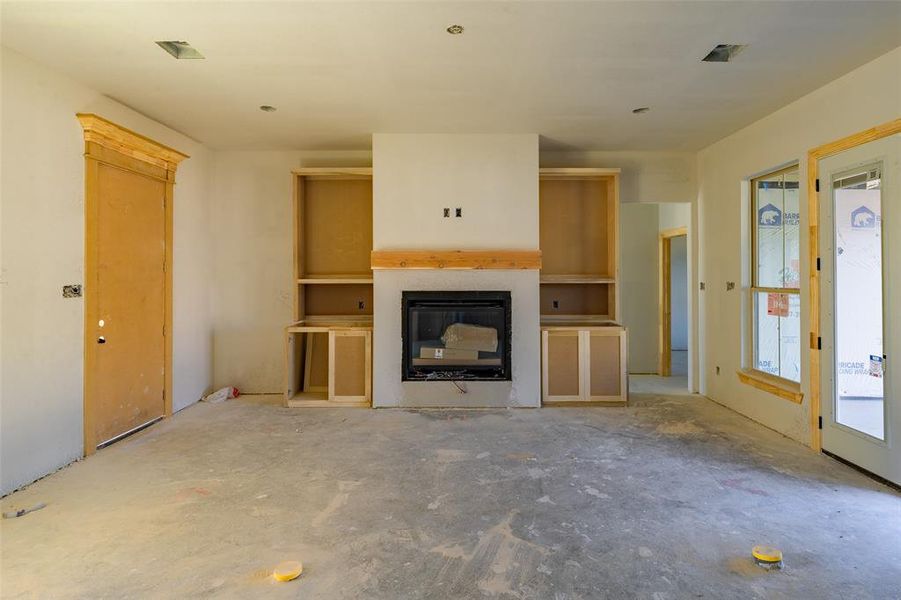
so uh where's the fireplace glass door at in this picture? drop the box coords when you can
[402,291,512,381]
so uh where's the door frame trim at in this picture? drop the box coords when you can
[658,227,687,376]
[807,117,901,451]
[77,114,188,456]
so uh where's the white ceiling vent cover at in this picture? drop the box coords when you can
[702,44,746,63]
[155,41,205,60]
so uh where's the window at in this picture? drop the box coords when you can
[750,165,801,383]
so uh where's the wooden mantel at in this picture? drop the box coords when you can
[370,250,542,270]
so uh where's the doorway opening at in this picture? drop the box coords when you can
[659,228,688,379]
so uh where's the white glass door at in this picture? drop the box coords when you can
[819,133,900,485]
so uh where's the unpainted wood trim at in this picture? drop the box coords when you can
[659,226,688,239]
[737,369,803,404]
[539,167,621,177]
[610,176,621,321]
[620,328,629,403]
[371,250,542,270]
[164,183,173,417]
[77,113,188,173]
[83,157,100,455]
[80,114,183,455]
[806,117,901,451]
[292,167,372,177]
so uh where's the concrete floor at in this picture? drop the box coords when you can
[2,391,899,599]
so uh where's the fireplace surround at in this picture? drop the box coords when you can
[402,291,512,381]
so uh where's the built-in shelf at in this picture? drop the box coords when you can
[288,316,373,330]
[540,314,614,325]
[286,391,369,408]
[298,276,374,284]
[287,169,374,408]
[540,275,615,284]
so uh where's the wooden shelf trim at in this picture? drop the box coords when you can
[292,167,372,177]
[539,167,621,178]
[371,250,541,270]
[540,275,615,284]
[298,277,374,284]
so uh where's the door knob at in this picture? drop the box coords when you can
[98,336,106,344]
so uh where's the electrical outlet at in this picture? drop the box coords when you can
[455,208,462,218]
[553,300,559,309]
[700,282,705,291]
[726,282,735,291]
[443,208,450,218]
[716,366,720,375]
[358,300,365,310]
[62,284,82,298]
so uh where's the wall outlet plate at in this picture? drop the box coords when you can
[443,208,450,218]
[455,208,462,217]
[62,284,82,298]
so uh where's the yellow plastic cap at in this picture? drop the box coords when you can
[752,545,783,563]
[273,560,303,582]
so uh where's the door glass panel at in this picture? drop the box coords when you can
[833,166,884,439]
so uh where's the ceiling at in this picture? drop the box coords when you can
[2,1,899,151]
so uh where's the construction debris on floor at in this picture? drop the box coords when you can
[1,392,898,599]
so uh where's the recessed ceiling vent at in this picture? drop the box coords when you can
[702,44,746,63]
[155,41,205,60]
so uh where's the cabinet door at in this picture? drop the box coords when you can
[585,330,627,404]
[542,330,584,403]
[329,330,372,404]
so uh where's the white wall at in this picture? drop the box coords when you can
[697,47,901,445]
[374,134,539,250]
[670,235,688,351]
[372,134,540,407]
[0,48,214,494]
[619,204,659,373]
[540,151,696,206]
[208,150,371,393]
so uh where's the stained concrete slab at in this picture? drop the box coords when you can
[1,391,899,599]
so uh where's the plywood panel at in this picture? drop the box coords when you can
[547,334,580,396]
[539,178,610,276]
[540,283,610,316]
[304,332,329,391]
[589,334,621,397]
[304,284,373,316]
[333,334,366,397]
[302,178,373,276]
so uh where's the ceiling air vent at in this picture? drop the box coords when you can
[155,41,205,60]
[702,44,746,63]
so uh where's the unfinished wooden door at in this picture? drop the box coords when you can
[542,330,584,403]
[89,164,167,446]
[329,330,372,404]
[79,113,187,453]
[586,329,628,403]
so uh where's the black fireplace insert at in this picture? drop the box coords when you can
[402,291,512,381]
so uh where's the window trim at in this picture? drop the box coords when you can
[746,164,802,392]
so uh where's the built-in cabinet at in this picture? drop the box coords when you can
[539,168,628,405]
[541,325,628,404]
[284,168,373,407]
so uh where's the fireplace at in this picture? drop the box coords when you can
[402,291,512,381]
